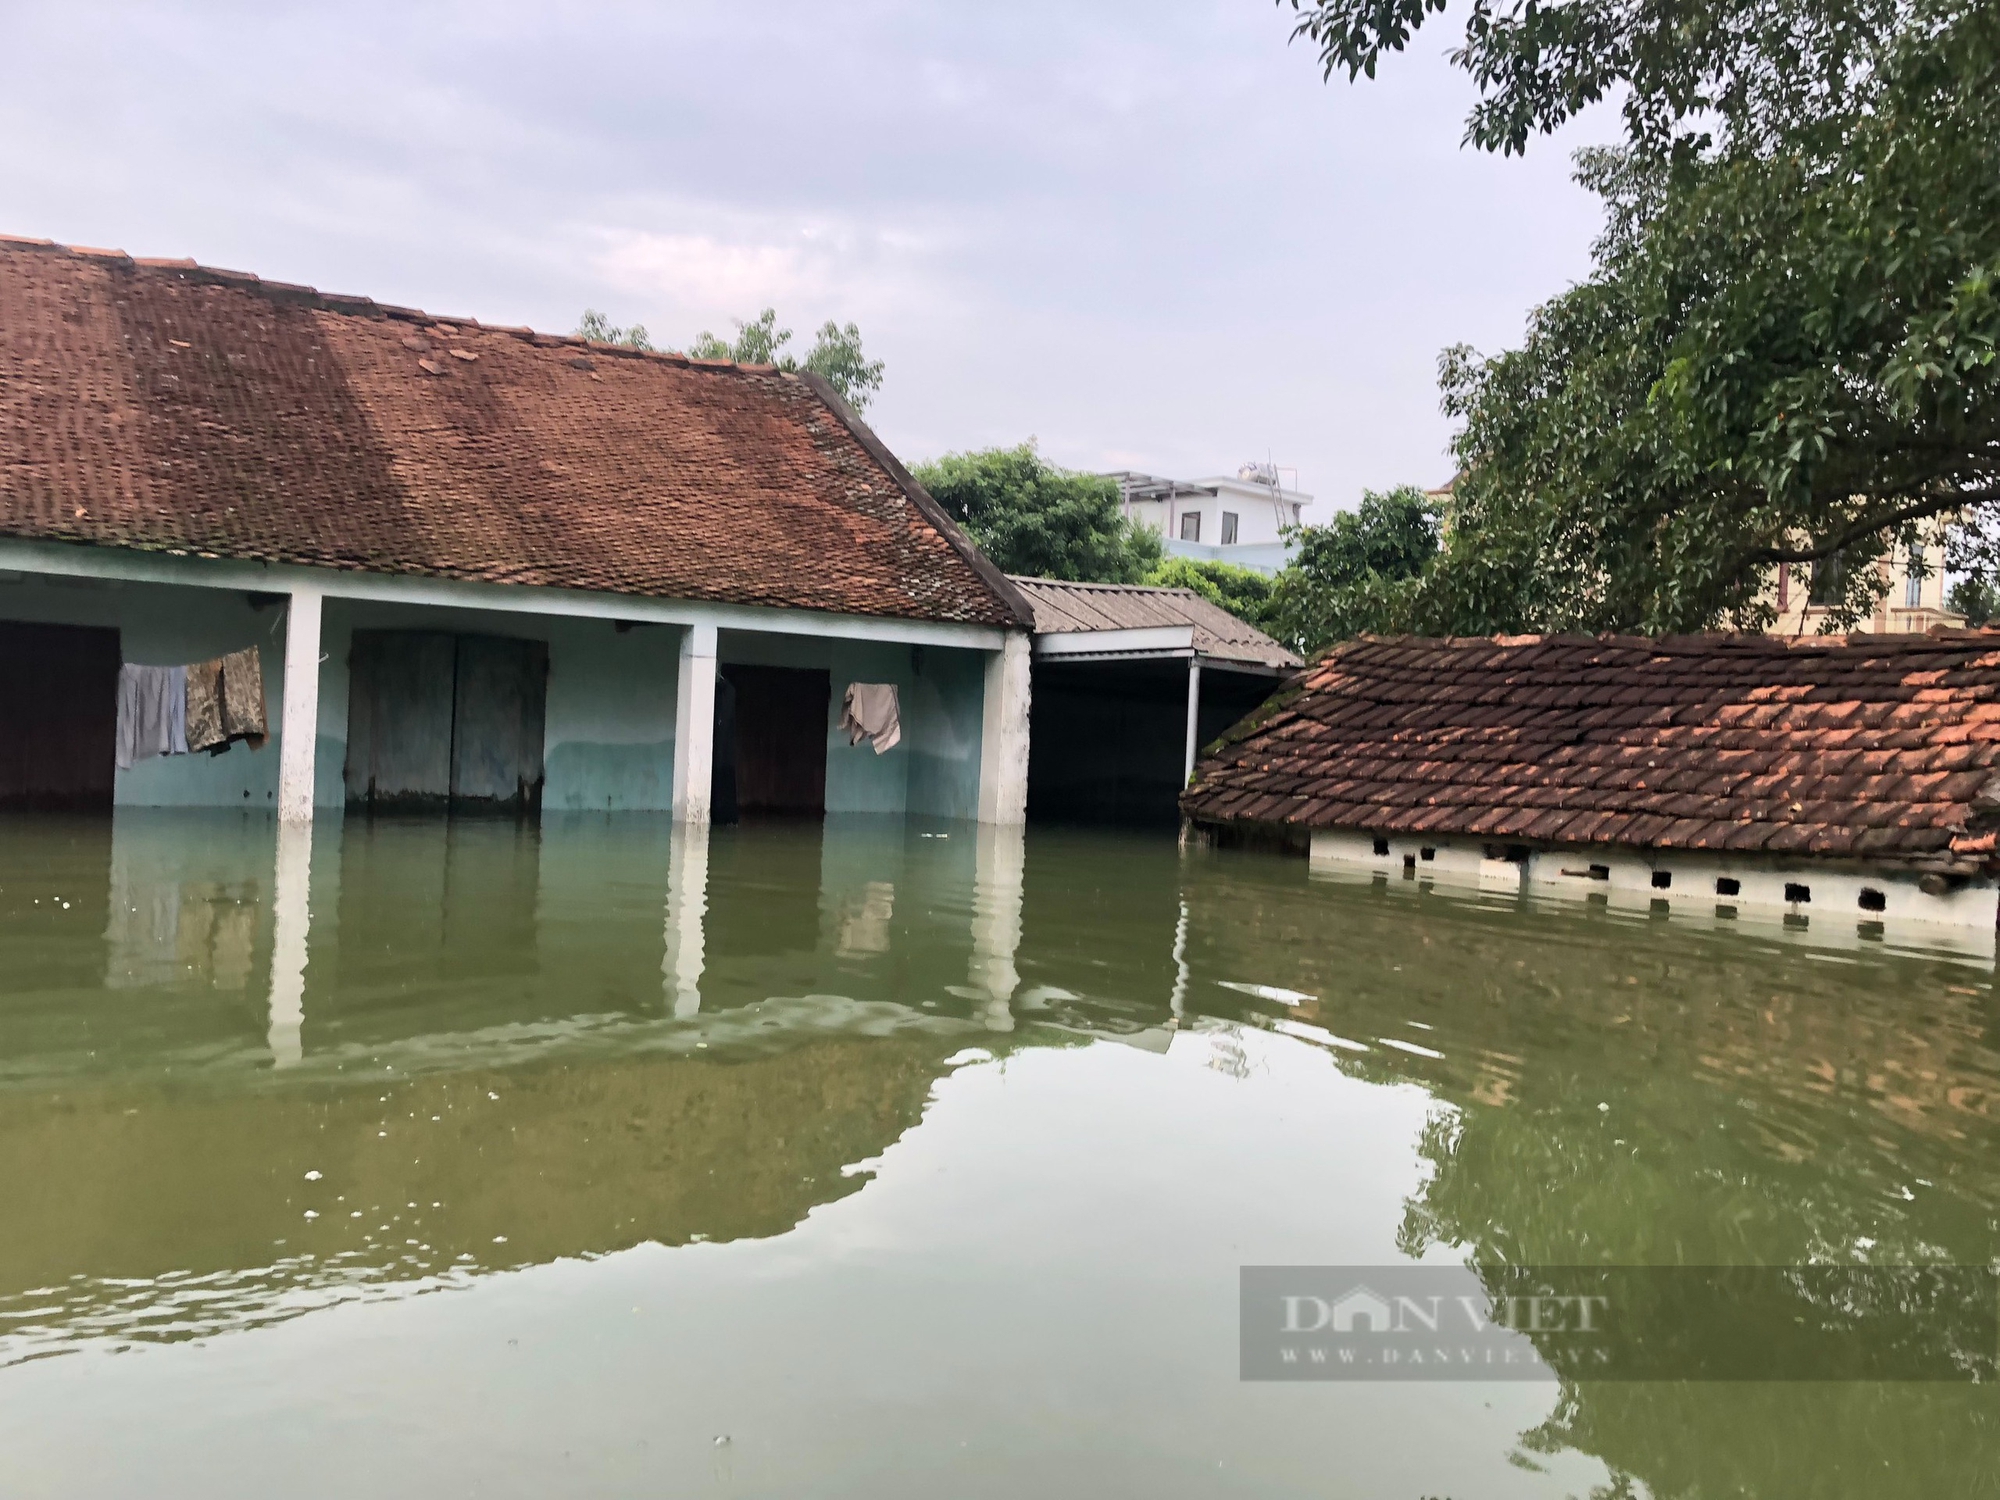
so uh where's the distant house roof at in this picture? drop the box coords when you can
[1008,576,1301,670]
[0,236,1030,628]
[1183,631,2000,873]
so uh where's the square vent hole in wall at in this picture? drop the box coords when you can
[1859,887,1887,912]
[1785,882,1811,904]
[1716,877,1741,897]
[1373,837,1390,856]
[1650,870,1672,890]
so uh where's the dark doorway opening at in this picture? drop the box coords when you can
[0,621,120,811]
[345,630,547,814]
[715,663,830,817]
[1027,658,1280,826]
[710,672,739,824]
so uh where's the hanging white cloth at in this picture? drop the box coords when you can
[840,682,902,754]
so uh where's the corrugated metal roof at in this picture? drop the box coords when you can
[1009,577,1301,669]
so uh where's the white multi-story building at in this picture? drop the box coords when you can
[1108,464,1309,576]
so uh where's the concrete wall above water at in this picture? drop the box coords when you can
[3,574,986,818]
[1309,826,2000,949]
[718,631,985,820]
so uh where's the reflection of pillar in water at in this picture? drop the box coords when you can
[1169,897,1189,1023]
[969,823,1025,1032]
[267,820,311,1068]
[663,821,710,1017]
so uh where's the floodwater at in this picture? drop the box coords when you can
[1,810,1997,1498]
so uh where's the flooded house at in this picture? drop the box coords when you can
[1183,631,2000,939]
[0,235,1035,828]
[1010,576,1299,825]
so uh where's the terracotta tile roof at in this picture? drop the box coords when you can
[1183,631,2000,873]
[1008,576,1300,669]
[0,236,1030,628]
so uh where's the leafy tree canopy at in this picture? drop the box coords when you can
[574,307,886,411]
[691,309,886,411]
[912,443,1163,584]
[574,308,653,350]
[1283,0,1900,157]
[1283,0,2000,633]
[1267,486,1442,653]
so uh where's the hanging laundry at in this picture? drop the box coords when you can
[217,645,268,748]
[185,657,224,752]
[167,662,187,757]
[840,682,902,754]
[115,664,188,770]
[186,646,268,754]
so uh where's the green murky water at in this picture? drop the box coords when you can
[1,811,1997,1497]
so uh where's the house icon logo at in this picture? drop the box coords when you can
[1330,1285,1394,1333]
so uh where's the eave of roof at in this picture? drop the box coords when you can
[1007,575,1300,669]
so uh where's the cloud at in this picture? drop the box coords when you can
[590,229,822,321]
[0,0,1611,513]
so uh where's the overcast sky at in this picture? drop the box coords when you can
[1,1,1607,518]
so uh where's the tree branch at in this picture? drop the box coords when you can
[1748,487,2000,566]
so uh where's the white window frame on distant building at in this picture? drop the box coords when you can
[1220,512,1239,545]
[1906,546,1925,608]
[1180,512,1201,542]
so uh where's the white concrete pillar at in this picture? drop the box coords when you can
[278,585,323,824]
[663,819,710,1017]
[977,631,1031,825]
[1182,658,1203,787]
[672,622,718,824]
[267,819,312,1067]
[969,822,1024,1032]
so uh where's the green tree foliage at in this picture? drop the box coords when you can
[691,308,886,411]
[1950,576,1998,626]
[911,443,1163,583]
[1284,0,1901,158]
[574,309,653,351]
[575,307,886,410]
[1266,486,1441,654]
[1143,556,1279,633]
[1282,0,2000,633]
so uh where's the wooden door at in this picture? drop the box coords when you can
[450,635,547,813]
[720,664,830,815]
[0,621,120,810]
[346,630,547,814]
[345,631,455,808]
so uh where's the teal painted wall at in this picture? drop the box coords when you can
[320,601,681,813]
[905,645,985,820]
[3,570,980,817]
[717,632,986,818]
[0,574,289,808]
[542,623,679,812]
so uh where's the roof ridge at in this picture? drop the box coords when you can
[0,231,780,377]
[1007,575,1205,600]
